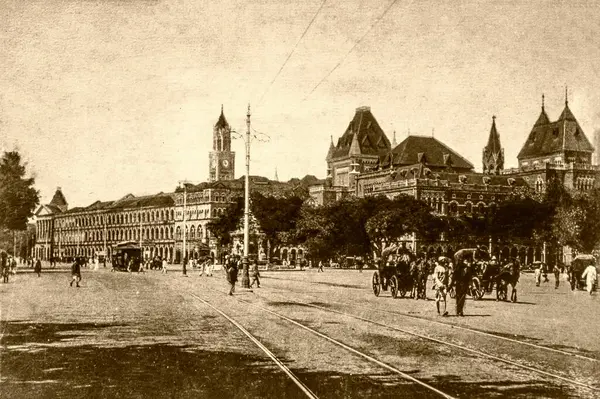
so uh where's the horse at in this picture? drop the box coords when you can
[495,259,520,302]
[410,257,432,300]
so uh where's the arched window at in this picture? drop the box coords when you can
[449,202,458,215]
[176,226,181,240]
[465,202,473,214]
[477,202,486,214]
[190,225,195,240]
[198,226,203,240]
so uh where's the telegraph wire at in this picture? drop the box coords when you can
[303,0,401,100]
[256,0,329,107]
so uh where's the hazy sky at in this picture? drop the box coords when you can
[2,0,600,207]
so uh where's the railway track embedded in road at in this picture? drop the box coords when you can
[190,288,457,399]
[188,293,319,399]
[256,284,600,395]
[264,275,600,363]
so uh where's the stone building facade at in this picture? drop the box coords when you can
[311,98,599,265]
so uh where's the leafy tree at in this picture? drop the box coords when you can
[0,151,39,231]
[249,192,304,260]
[207,196,244,248]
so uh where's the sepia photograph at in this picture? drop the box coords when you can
[1,0,599,397]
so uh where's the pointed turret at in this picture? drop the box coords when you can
[215,104,229,129]
[50,187,68,212]
[325,136,335,161]
[483,115,504,175]
[534,94,550,126]
[349,129,361,157]
[392,130,397,147]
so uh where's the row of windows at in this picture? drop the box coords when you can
[178,207,226,220]
[57,209,175,229]
[447,201,496,215]
[55,225,211,243]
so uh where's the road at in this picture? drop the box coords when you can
[1,265,599,398]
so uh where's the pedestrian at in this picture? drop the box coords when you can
[70,259,81,287]
[433,257,449,316]
[94,257,99,271]
[226,258,238,295]
[453,259,473,317]
[553,264,561,289]
[34,258,42,277]
[10,256,17,275]
[535,264,542,287]
[318,260,324,272]
[250,260,260,288]
[161,257,168,274]
[542,262,549,283]
[1,252,9,283]
[182,256,188,276]
[206,259,213,276]
[581,264,597,295]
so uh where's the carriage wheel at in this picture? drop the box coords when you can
[390,275,399,298]
[496,280,508,301]
[372,272,381,297]
[470,277,483,300]
[399,287,407,298]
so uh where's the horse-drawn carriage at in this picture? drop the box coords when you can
[453,248,519,302]
[372,246,414,298]
[569,254,596,291]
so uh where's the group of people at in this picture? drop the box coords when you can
[224,255,261,295]
[432,252,480,317]
[1,251,43,282]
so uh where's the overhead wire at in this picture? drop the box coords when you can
[256,0,329,107]
[303,0,401,100]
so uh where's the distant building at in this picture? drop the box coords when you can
[311,97,599,264]
[594,128,600,166]
[34,108,314,263]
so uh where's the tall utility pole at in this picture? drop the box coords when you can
[183,184,187,264]
[138,207,142,262]
[241,104,251,288]
[103,215,108,261]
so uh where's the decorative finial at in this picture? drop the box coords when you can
[541,94,545,110]
[432,128,435,137]
[221,104,224,114]
[247,103,251,117]
[492,115,496,122]
[565,86,568,105]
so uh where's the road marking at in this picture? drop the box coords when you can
[188,293,319,399]
[265,277,599,363]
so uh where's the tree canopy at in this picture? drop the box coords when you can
[0,151,39,231]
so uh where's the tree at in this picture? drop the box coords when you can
[207,196,244,248]
[249,192,304,260]
[0,151,39,232]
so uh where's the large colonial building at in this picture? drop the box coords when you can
[310,96,600,265]
[34,107,311,264]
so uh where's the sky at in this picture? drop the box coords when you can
[1,0,600,207]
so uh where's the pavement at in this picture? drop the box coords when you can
[1,266,599,398]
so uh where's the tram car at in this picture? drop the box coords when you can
[111,242,142,272]
[569,254,597,291]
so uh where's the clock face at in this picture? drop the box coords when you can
[222,159,229,168]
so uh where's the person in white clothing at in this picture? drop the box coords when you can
[581,264,598,295]
[161,258,168,274]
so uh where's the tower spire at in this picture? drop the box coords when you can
[542,93,545,110]
[565,85,569,106]
[392,130,397,147]
[483,114,504,175]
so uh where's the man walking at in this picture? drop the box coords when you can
[226,257,238,296]
[454,259,473,317]
[70,258,81,287]
[318,260,324,272]
[34,258,42,277]
[433,257,449,316]
[250,260,260,288]
[581,263,598,295]
[553,264,561,289]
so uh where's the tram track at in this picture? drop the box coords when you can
[255,286,600,394]
[188,293,319,399]
[264,274,600,363]
[188,288,457,399]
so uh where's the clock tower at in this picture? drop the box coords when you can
[209,105,235,181]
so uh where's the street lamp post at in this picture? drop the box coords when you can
[241,104,251,288]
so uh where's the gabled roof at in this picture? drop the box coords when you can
[518,102,594,160]
[331,106,391,159]
[384,135,474,170]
